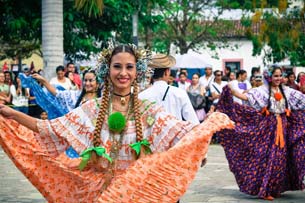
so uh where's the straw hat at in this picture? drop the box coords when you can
[149,54,176,69]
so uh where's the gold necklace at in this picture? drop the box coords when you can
[113,92,131,105]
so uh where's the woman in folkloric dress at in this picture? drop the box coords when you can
[0,44,233,202]
[216,66,305,200]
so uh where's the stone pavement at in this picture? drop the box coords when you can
[0,145,304,203]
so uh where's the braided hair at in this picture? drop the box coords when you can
[266,67,288,111]
[92,45,143,147]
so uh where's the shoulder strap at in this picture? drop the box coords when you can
[212,84,221,94]
[162,86,170,101]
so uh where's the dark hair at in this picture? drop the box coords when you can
[266,67,288,111]
[56,65,65,73]
[192,73,201,78]
[65,71,76,86]
[236,70,247,78]
[66,62,78,74]
[287,72,295,79]
[214,70,222,76]
[109,45,136,65]
[296,72,305,83]
[13,74,26,96]
[251,67,260,75]
[152,68,169,80]
[74,70,101,108]
[225,66,231,72]
[179,72,187,78]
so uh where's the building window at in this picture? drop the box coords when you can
[222,59,243,73]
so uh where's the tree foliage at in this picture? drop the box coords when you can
[150,0,235,54]
[218,0,305,65]
[0,0,41,60]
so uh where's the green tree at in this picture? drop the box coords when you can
[0,0,41,63]
[219,0,305,65]
[148,0,235,54]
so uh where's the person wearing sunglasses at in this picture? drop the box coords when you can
[210,70,227,107]
[0,44,234,202]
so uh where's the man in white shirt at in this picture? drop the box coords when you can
[139,54,199,124]
[229,70,251,104]
[177,72,191,91]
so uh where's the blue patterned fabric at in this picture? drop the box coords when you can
[20,73,79,158]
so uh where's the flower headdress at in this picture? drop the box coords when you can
[263,66,275,83]
[96,42,152,83]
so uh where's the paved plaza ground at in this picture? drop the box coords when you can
[0,145,304,203]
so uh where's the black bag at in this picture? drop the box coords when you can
[187,92,206,110]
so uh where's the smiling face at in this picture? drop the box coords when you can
[109,52,137,94]
[271,68,283,87]
[83,72,98,93]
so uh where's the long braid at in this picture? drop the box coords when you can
[279,84,289,110]
[132,80,143,142]
[267,83,272,111]
[92,78,110,147]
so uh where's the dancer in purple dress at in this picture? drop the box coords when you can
[216,66,305,200]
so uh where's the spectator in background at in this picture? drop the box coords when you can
[250,75,256,88]
[168,71,178,87]
[10,74,29,114]
[228,71,236,81]
[199,66,214,112]
[251,67,260,77]
[187,73,206,122]
[22,65,32,76]
[40,111,48,120]
[0,72,10,105]
[210,70,227,107]
[230,70,251,104]
[281,73,288,86]
[50,65,73,90]
[4,71,13,86]
[66,62,82,89]
[177,72,191,91]
[254,74,263,87]
[222,66,231,81]
[65,71,79,91]
[286,72,299,90]
[297,72,305,94]
[139,54,199,124]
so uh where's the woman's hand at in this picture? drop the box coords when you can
[32,73,47,83]
[0,104,15,119]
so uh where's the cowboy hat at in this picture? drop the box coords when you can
[149,54,176,69]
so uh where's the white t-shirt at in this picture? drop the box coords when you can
[50,77,73,90]
[210,81,227,104]
[230,80,252,104]
[10,85,29,107]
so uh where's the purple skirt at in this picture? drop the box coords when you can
[217,86,305,197]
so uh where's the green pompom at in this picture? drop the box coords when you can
[108,112,126,132]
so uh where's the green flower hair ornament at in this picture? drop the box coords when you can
[129,139,152,157]
[108,112,127,133]
[79,146,112,171]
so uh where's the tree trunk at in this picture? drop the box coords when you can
[42,0,64,80]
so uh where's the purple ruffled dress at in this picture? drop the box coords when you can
[216,85,305,198]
